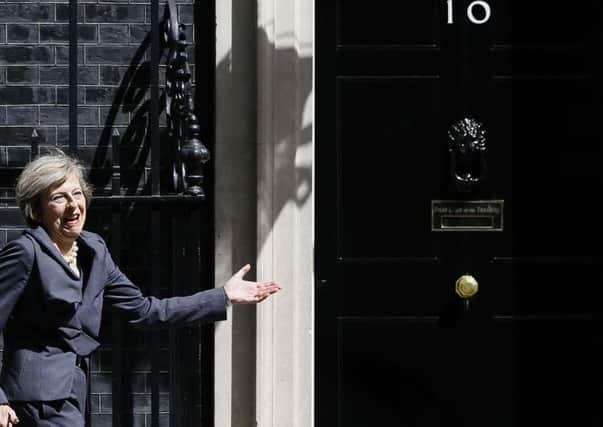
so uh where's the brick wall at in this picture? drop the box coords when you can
[0,0,208,425]
[0,0,196,179]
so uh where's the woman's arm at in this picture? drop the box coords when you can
[100,240,280,328]
[0,240,34,331]
[102,261,228,328]
[0,238,34,408]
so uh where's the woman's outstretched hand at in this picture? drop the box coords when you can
[224,264,281,304]
[0,404,19,427]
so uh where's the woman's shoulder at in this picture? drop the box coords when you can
[2,231,36,252]
[0,232,36,266]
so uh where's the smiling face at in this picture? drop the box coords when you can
[40,174,87,250]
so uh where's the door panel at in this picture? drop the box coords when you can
[337,316,600,426]
[337,77,441,259]
[336,0,440,47]
[493,1,597,45]
[490,77,599,254]
[317,0,603,426]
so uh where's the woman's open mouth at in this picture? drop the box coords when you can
[63,214,80,227]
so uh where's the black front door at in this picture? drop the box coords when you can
[316,1,603,426]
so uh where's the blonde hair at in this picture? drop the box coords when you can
[15,150,93,227]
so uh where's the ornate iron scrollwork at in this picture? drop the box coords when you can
[448,118,488,192]
[163,0,210,196]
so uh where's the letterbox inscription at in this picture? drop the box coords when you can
[431,200,504,232]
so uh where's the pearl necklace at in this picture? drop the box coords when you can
[62,241,79,271]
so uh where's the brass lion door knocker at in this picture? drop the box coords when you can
[448,118,488,192]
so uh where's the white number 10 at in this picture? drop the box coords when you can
[447,0,491,24]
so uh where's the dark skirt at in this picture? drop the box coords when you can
[11,366,87,427]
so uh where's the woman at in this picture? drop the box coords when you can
[0,152,281,427]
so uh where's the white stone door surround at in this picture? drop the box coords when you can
[214,0,314,426]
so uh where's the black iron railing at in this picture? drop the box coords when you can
[97,2,208,426]
[164,0,211,197]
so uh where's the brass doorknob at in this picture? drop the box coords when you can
[455,275,479,298]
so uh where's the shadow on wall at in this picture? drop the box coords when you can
[260,27,313,211]
[213,18,312,427]
[215,24,313,259]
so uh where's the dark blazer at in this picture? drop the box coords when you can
[0,227,227,404]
